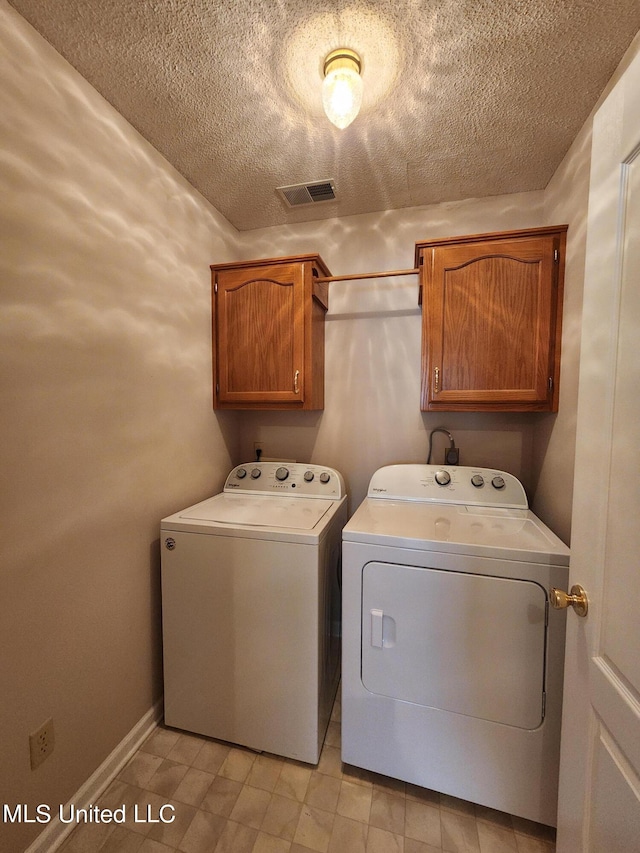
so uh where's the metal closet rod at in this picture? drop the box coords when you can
[315,267,419,283]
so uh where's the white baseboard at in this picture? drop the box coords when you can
[25,700,163,853]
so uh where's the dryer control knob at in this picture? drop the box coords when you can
[303,471,315,482]
[319,472,331,484]
[435,470,451,486]
[250,468,261,479]
[471,474,484,487]
[236,468,247,479]
[275,467,289,481]
[492,476,506,490]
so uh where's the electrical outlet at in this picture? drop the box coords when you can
[253,441,263,459]
[445,447,460,465]
[29,717,55,770]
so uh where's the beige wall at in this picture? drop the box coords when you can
[530,28,640,543]
[3,1,638,850]
[0,7,239,851]
[528,122,593,541]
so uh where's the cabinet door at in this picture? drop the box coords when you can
[215,263,305,405]
[421,232,564,411]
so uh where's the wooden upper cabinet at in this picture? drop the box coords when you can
[416,226,568,412]
[211,254,331,410]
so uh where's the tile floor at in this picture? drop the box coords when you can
[60,693,556,853]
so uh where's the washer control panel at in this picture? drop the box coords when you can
[224,462,345,499]
[367,465,528,509]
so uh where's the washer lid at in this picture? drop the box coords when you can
[178,493,334,530]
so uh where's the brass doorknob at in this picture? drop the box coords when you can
[550,584,588,617]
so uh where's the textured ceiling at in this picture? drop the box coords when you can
[8,1,640,231]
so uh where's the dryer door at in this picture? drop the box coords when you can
[361,562,547,729]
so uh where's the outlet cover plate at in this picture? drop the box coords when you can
[29,717,55,770]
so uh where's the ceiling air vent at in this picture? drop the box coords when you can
[277,180,337,208]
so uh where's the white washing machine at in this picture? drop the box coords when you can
[342,464,570,826]
[161,461,347,764]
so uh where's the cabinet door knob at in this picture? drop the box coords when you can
[294,370,300,394]
[434,367,440,393]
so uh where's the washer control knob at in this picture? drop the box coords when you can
[471,474,484,488]
[250,468,261,479]
[275,467,289,481]
[303,470,315,482]
[236,468,247,479]
[435,470,451,486]
[319,472,331,484]
[492,476,506,490]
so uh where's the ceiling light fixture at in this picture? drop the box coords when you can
[322,48,363,129]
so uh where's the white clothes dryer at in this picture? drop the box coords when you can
[161,462,347,764]
[342,464,570,826]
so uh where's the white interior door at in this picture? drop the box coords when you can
[556,48,640,851]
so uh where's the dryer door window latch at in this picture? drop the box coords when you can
[369,609,397,648]
[371,609,384,648]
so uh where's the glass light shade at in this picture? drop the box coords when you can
[322,50,363,129]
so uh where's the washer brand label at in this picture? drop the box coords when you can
[371,487,387,492]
